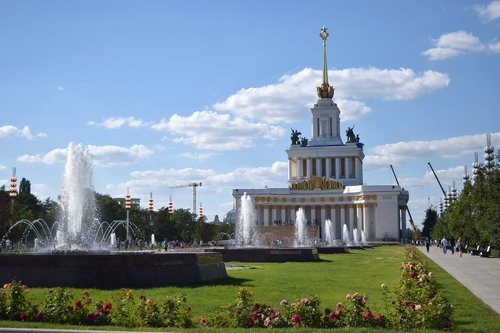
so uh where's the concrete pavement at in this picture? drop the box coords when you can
[417,245,500,314]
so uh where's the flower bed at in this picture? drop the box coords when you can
[0,246,452,329]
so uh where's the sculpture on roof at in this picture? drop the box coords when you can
[346,126,356,143]
[291,129,302,145]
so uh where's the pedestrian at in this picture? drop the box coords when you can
[450,239,455,255]
[441,237,448,254]
[457,238,464,257]
[425,238,430,253]
[124,239,129,251]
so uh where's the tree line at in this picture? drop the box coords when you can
[420,154,499,249]
[0,180,234,246]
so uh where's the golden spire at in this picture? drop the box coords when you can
[317,26,334,99]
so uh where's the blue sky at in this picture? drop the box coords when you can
[1,0,499,227]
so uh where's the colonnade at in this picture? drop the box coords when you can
[288,156,362,182]
[256,203,375,241]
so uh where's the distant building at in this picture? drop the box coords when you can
[223,209,237,224]
[232,27,409,242]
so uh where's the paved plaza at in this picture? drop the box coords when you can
[417,245,500,314]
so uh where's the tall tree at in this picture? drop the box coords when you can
[421,207,438,238]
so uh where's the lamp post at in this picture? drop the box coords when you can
[125,188,131,241]
[148,192,154,226]
[9,167,17,203]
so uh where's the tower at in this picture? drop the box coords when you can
[286,26,364,186]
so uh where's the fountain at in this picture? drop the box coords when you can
[0,142,226,287]
[342,223,350,245]
[294,207,312,246]
[236,193,256,246]
[208,193,319,262]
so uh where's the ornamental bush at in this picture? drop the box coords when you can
[0,246,452,330]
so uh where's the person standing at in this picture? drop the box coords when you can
[425,238,431,253]
[441,237,448,254]
[457,238,464,257]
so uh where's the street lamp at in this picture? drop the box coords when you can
[125,188,131,241]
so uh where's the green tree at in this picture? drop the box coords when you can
[421,207,438,238]
[172,209,195,243]
[18,178,31,194]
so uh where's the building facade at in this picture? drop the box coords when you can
[232,27,409,242]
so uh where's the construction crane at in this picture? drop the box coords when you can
[427,162,447,197]
[389,165,418,237]
[170,182,202,217]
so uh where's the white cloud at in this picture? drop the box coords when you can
[88,116,148,129]
[17,147,67,164]
[57,86,64,91]
[214,67,448,123]
[488,41,500,53]
[423,31,487,60]
[365,132,500,169]
[151,110,286,150]
[0,165,6,172]
[400,166,465,188]
[475,1,500,21]
[107,162,288,202]
[0,125,47,140]
[179,152,216,161]
[16,144,153,167]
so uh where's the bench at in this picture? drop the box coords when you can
[470,245,481,256]
[480,245,491,258]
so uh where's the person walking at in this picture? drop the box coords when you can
[457,238,464,257]
[441,237,448,254]
[425,238,431,253]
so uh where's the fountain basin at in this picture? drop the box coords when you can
[316,246,349,254]
[206,247,319,262]
[0,251,226,288]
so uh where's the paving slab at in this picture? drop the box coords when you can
[417,245,500,314]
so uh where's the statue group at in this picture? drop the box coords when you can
[345,126,360,143]
[290,129,309,147]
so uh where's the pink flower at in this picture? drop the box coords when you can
[352,292,359,298]
[375,314,384,323]
[83,291,90,298]
[279,299,288,306]
[345,293,351,299]
[264,316,271,327]
[20,313,28,321]
[364,310,373,319]
[199,316,207,326]
[428,271,433,278]
[362,295,368,302]
[75,299,83,309]
[409,271,415,278]
[336,302,343,308]
[300,298,309,304]
[409,303,416,309]
[219,320,226,327]
[328,311,337,319]
[415,304,422,311]
[291,314,301,324]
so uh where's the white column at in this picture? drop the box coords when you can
[335,158,340,179]
[263,206,270,226]
[281,206,286,223]
[330,206,337,239]
[355,158,362,182]
[271,206,277,225]
[288,158,293,181]
[348,205,355,241]
[363,204,370,241]
[297,158,303,180]
[340,205,346,239]
[310,206,316,225]
[290,206,296,223]
[325,158,332,178]
[345,158,351,179]
[306,158,313,178]
[316,158,322,177]
[356,204,363,231]
[320,206,326,224]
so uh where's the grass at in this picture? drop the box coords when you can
[1,245,499,332]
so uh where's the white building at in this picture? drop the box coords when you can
[232,27,409,242]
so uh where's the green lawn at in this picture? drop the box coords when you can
[1,245,499,332]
